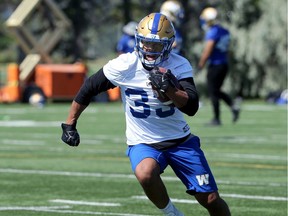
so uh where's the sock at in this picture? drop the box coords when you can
[160,200,184,216]
[161,200,174,214]
[232,97,242,110]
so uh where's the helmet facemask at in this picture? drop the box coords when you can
[135,13,175,69]
[135,35,174,68]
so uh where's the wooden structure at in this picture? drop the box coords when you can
[0,0,87,103]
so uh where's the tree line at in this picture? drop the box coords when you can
[0,0,286,99]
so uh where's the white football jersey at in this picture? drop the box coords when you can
[103,52,194,145]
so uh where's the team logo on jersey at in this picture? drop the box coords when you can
[182,124,190,132]
[196,174,209,186]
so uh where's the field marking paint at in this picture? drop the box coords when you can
[221,193,288,201]
[0,168,286,188]
[243,105,286,111]
[216,179,284,187]
[211,161,286,170]
[50,199,121,206]
[132,196,199,204]
[0,168,136,179]
[217,153,286,161]
[0,206,149,216]
[0,206,70,211]
[0,139,45,146]
[133,193,288,202]
[0,120,60,127]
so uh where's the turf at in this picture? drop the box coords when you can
[0,100,287,216]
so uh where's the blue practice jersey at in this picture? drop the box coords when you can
[205,24,230,65]
[172,28,183,55]
[116,34,135,53]
[103,52,194,145]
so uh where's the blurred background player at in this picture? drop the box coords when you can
[116,21,137,54]
[198,7,240,126]
[160,0,184,55]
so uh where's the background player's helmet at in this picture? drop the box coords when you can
[135,13,175,68]
[160,0,184,27]
[122,21,138,36]
[200,7,218,29]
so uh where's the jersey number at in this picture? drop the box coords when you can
[125,88,175,118]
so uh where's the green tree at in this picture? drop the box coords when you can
[189,0,287,98]
[1,0,286,99]
[228,0,287,98]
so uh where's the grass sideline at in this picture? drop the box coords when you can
[0,100,287,216]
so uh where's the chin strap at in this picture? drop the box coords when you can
[142,63,153,71]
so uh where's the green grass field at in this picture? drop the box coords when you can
[0,100,287,216]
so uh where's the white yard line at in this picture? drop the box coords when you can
[220,194,288,201]
[0,168,286,188]
[0,206,149,216]
[50,199,121,206]
[207,153,286,161]
[243,105,286,111]
[132,193,288,202]
[0,206,70,210]
[0,120,60,127]
[0,139,45,145]
[0,168,136,179]
[132,196,199,204]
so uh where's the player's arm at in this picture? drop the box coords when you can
[198,40,215,69]
[61,69,116,146]
[166,77,199,116]
[148,67,199,116]
[66,68,116,123]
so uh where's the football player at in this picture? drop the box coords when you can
[116,21,138,54]
[61,13,231,216]
[160,0,184,55]
[198,7,240,126]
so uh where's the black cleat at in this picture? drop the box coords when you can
[232,109,240,123]
[205,119,222,127]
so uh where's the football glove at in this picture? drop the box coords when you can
[148,67,177,93]
[61,122,80,146]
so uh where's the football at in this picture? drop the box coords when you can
[151,86,173,105]
[150,67,181,105]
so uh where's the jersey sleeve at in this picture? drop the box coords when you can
[103,52,137,86]
[175,61,194,80]
[165,54,194,80]
[74,69,115,105]
[205,26,218,41]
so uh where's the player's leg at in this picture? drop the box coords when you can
[216,64,240,123]
[216,64,233,107]
[126,144,183,215]
[207,65,221,125]
[135,157,169,208]
[194,192,231,216]
[167,135,231,215]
